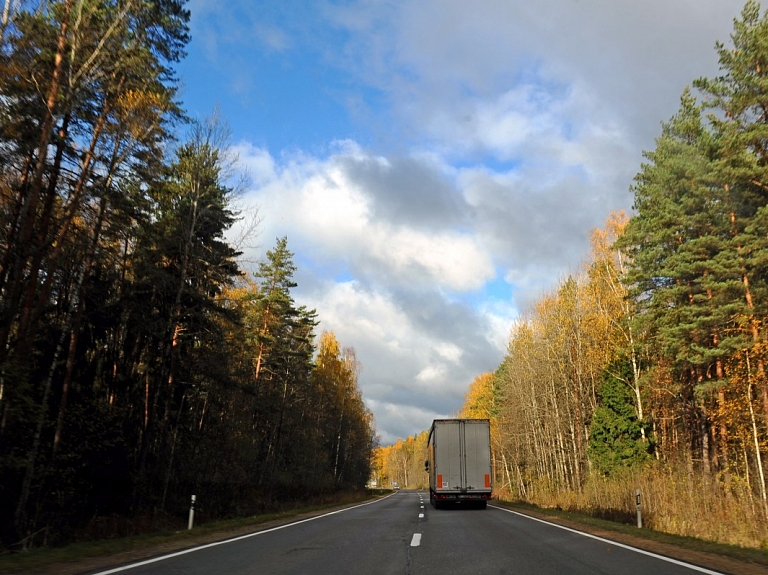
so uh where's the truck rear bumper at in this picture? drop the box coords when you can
[431,490,492,501]
[430,490,491,509]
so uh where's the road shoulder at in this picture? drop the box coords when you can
[494,503,768,575]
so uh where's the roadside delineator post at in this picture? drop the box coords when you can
[635,489,642,528]
[188,494,196,530]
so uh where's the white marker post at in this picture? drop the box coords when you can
[635,489,642,529]
[188,495,196,530]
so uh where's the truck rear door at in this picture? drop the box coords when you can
[463,420,491,492]
[435,420,462,491]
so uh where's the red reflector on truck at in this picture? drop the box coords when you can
[484,474,491,488]
[437,474,443,488]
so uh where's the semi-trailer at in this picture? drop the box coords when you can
[426,418,492,509]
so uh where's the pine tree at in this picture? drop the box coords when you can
[618,90,753,471]
[619,2,768,473]
[694,0,768,422]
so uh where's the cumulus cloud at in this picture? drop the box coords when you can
[229,142,510,432]
[215,0,750,444]
[232,142,277,186]
[236,143,496,292]
[287,279,504,444]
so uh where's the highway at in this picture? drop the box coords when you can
[89,491,725,575]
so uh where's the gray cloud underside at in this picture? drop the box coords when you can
[340,154,469,231]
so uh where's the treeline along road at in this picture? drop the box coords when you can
[84,492,737,575]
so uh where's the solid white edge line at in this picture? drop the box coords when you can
[489,505,724,575]
[91,494,397,574]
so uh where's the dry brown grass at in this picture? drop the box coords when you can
[516,464,768,548]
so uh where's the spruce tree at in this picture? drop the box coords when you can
[694,0,768,419]
[250,237,318,494]
[588,360,652,476]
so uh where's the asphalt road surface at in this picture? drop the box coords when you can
[88,490,725,575]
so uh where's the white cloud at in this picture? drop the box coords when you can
[217,0,751,445]
[424,84,578,161]
[232,142,277,186]
[301,282,464,411]
[435,342,463,363]
[374,228,492,291]
[306,282,411,354]
[415,365,447,385]
[479,299,519,353]
[238,145,495,292]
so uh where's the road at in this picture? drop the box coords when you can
[88,490,726,575]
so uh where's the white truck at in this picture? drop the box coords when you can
[426,418,492,509]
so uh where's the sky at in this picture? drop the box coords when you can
[176,0,748,445]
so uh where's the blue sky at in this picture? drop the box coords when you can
[178,2,373,151]
[177,0,747,445]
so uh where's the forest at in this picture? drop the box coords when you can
[374,2,768,548]
[0,0,375,550]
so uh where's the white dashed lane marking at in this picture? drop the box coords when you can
[412,493,424,548]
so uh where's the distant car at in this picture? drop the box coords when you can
[392,482,400,490]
